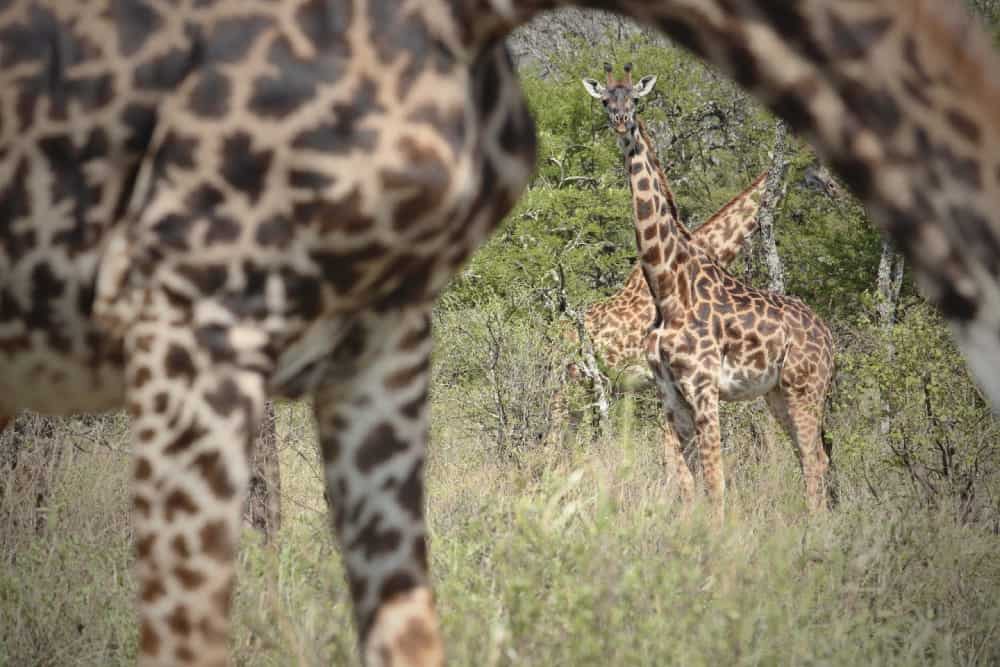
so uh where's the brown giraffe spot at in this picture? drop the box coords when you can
[189,451,235,499]
[350,513,403,559]
[635,198,653,220]
[133,495,151,518]
[164,421,209,456]
[203,378,246,418]
[642,245,662,265]
[399,317,431,351]
[221,131,273,204]
[355,423,408,474]
[175,646,196,663]
[164,489,198,521]
[397,460,424,519]
[385,356,430,390]
[136,534,156,559]
[166,604,192,637]
[141,578,166,603]
[758,320,779,336]
[174,565,205,590]
[320,434,341,462]
[204,215,242,245]
[385,139,450,230]
[379,571,418,607]
[140,619,160,656]
[400,389,428,420]
[153,392,169,414]
[133,366,152,387]
[164,344,197,383]
[827,14,893,59]
[171,535,191,559]
[199,521,234,562]
[135,457,153,480]
[188,69,230,119]
[945,108,981,144]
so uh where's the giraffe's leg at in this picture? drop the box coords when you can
[127,311,268,667]
[313,307,442,667]
[661,347,725,522]
[764,388,829,513]
[659,415,695,505]
[645,333,695,505]
[689,388,724,523]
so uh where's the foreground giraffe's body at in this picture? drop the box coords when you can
[0,1,998,666]
[578,171,767,389]
[584,65,835,515]
[0,3,535,664]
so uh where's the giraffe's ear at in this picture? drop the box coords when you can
[581,78,606,99]
[633,75,657,98]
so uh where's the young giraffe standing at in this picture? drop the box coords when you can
[0,2,998,666]
[553,171,767,433]
[583,64,836,515]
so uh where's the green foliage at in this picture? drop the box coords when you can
[833,302,999,519]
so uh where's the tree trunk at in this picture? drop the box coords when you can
[876,238,906,442]
[876,238,905,332]
[757,120,791,295]
[244,401,282,543]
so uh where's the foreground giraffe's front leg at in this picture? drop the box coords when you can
[673,369,724,524]
[645,332,695,505]
[127,303,269,667]
[314,307,442,667]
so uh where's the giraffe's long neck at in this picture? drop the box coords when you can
[691,170,767,266]
[624,119,695,324]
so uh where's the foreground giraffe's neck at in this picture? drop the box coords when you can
[624,119,694,320]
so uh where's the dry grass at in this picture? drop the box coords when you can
[2,397,1000,666]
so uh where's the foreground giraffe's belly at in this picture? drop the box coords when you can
[717,354,781,401]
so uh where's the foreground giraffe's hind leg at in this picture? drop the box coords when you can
[765,387,829,513]
[313,307,443,667]
[127,308,268,666]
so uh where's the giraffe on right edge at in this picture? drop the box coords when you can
[584,64,836,517]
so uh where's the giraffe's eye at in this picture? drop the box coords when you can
[602,99,608,106]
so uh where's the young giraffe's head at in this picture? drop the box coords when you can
[582,63,657,145]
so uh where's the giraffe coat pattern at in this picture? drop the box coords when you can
[1,0,999,666]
